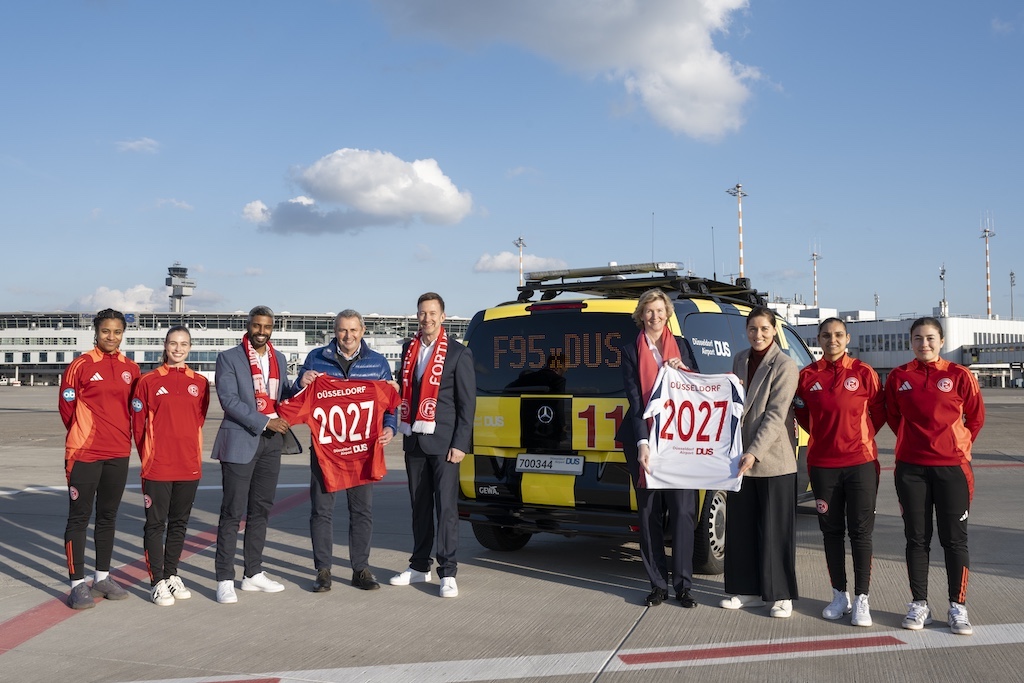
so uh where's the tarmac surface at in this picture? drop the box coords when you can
[1,385,1023,683]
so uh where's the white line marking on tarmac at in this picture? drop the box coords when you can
[113,622,1024,683]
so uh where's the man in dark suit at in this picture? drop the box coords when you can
[389,292,475,598]
[211,305,295,604]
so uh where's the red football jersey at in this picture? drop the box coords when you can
[278,376,401,492]
[132,365,211,481]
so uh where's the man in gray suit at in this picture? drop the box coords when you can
[211,305,295,604]
[389,292,475,598]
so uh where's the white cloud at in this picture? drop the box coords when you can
[991,18,1015,35]
[474,251,568,273]
[156,198,194,211]
[376,0,757,140]
[115,137,160,153]
[244,267,264,276]
[73,285,161,312]
[242,200,271,223]
[414,243,434,261]
[247,148,473,235]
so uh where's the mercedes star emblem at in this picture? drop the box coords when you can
[537,405,554,424]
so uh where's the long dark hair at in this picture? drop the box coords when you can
[161,325,191,364]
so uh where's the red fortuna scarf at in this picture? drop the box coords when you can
[243,333,280,416]
[398,328,448,435]
[637,327,682,406]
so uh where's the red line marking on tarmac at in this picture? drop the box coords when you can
[617,635,906,665]
[0,489,310,655]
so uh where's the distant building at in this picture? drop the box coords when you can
[0,311,470,386]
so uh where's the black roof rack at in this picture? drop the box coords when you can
[516,262,765,306]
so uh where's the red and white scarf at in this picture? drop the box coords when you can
[637,327,682,406]
[243,333,280,416]
[398,329,448,435]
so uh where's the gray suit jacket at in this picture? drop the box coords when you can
[732,342,799,478]
[400,339,475,456]
[211,344,297,464]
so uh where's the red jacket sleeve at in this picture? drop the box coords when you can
[865,366,886,435]
[885,369,902,435]
[961,370,985,441]
[131,378,148,453]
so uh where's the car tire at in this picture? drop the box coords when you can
[692,489,726,575]
[472,522,533,551]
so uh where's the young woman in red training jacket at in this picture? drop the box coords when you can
[59,308,140,610]
[794,318,885,628]
[132,326,210,606]
[885,317,984,636]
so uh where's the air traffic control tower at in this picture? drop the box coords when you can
[165,262,196,313]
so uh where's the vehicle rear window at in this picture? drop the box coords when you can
[467,311,638,397]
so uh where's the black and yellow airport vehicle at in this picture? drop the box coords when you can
[459,262,814,574]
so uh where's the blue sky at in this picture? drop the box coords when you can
[2,1,1022,320]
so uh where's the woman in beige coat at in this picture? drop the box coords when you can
[720,306,800,618]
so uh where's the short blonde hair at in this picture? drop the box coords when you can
[631,289,675,328]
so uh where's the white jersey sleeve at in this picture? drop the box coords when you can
[641,366,745,491]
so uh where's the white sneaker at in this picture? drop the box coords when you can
[902,601,932,630]
[240,571,285,593]
[439,576,459,598]
[719,594,765,610]
[151,579,174,607]
[851,594,872,626]
[166,575,191,600]
[389,568,433,586]
[770,599,793,618]
[948,602,973,635]
[216,580,237,604]
[822,588,851,620]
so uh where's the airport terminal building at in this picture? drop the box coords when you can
[0,310,469,387]
[776,304,1024,388]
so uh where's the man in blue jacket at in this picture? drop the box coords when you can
[294,309,398,593]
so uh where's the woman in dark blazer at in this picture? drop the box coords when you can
[615,289,698,608]
[720,306,800,617]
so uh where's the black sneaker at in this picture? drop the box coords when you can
[90,577,128,600]
[677,589,698,608]
[67,583,95,610]
[312,568,332,593]
[351,568,380,591]
[644,587,668,606]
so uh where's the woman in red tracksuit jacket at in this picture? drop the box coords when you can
[132,326,210,607]
[794,318,885,628]
[885,317,984,636]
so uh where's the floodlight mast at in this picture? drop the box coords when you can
[726,183,748,279]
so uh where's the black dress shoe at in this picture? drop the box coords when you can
[644,587,668,606]
[352,568,380,591]
[677,589,698,608]
[313,568,332,592]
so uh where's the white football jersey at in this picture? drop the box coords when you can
[642,366,745,491]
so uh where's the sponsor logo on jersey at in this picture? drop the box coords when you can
[63,388,76,402]
[156,386,169,396]
[809,381,823,392]
[937,378,954,393]
[144,494,153,509]
[898,380,913,392]
[90,372,104,382]
[421,397,437,421]
[188,384,200,397]
[69,486,79,501]
[816,498,829,514]
[844,377,860,392]
[131,398,143,412]
[121,371,133,384]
